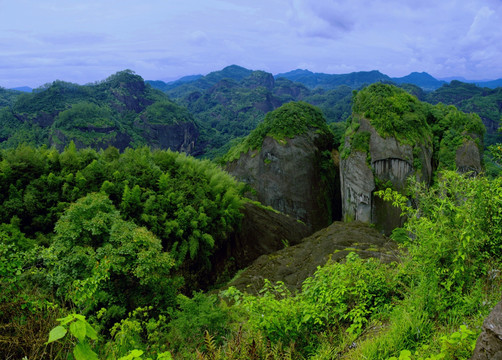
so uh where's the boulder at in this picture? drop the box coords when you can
[471,300,502,359]
[207,201,310,289]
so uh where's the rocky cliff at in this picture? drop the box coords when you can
[339,83,484,234]
[208,201,311,287]
[341,115,433,234]
[224,101,340,232]
[3,70,200,154]
[455,137,483,175]
[471,300,502,359]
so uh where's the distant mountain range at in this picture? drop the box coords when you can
[147,67,502,92]
[7,67,502,95]
[10,86,32,92]
[145,65,502,149]
[2,65,501,158]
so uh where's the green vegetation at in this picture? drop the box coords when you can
[352,83,431,144]
[2,71,502,359]
[0,70,196,152]
[222,101,332,163]
[0,87,22,107]
[425,81,502,146]
[0,143,246,358]
[10,168,498,358]
[343,83,485,172]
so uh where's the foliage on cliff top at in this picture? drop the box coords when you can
[352,83,431,144]
[0,87,22,108]
[345,83,486,171]
[222,101,332,163]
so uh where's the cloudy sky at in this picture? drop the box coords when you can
[1,0,502,88]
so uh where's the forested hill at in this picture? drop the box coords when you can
[0,87,22,107]
[274,69,393,90]
[149,66,502,155]
[148,66,354,157]
[2,67,501,158]
[0,70,199,153]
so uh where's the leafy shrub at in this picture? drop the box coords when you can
[165,292,233,356]
[223,253,402,354]
[44,193,176,316]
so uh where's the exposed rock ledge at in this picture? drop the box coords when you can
[226,221,398,295]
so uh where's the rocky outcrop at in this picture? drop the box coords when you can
[340,150,375,223]
[50,128,133,152]
[226,129,340,232]
[226,221,398,294]
[50,119,198,154]
[136,121,199,154]
[341,117,433,234]
[207,201,310,290]
[456,138,483,175]
[212,201,309,269]
[471,300,502,359]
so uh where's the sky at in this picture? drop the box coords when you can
[1,0,502,88]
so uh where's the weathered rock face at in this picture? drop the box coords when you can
[341,117,433,234]
[136,121,199,154]
[226,130,340,232]
[471,300,502,360]
[226,221,398,294]
[340,150,374,223]
[456,138,483,175]
[50,128,133,152]
[50,121,198,154]
[208,202,310,287]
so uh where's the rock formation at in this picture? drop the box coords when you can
[456,138,483,175]
[226,221,398,294]
[471,300,502,359]
[225,101,340,232]
[209,201,310,286]
[340,116,433,234]
[135,121,199,154]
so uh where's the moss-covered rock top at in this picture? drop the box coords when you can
[352,83,431,144]
[222,101,332,162]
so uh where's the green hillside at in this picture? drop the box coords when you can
[0,70,198,152]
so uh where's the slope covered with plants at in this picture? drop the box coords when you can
[0,71,198,152]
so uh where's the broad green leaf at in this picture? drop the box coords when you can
[74,314,86,321]
[47,325,67,344]
[118,349,144,360]
[56,315,75,326]
[85,322,98,340]
[70,320,86,342]
[157,351,173,360]
[73,341,98,360]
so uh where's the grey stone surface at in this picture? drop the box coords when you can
[225,221,398,294]
[471,300,502,360]
[456,138,483,175]
[226,130,339,232]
